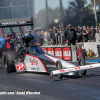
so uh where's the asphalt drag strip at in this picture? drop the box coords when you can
[0,59,100,100]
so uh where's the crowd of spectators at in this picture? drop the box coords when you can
[34,24,100,46]
[0,24,99,54]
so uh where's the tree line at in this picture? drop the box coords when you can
[35,0,100,28]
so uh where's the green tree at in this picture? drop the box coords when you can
[91,0,100,9]
[69,0,93,20]
[63,0,94,27]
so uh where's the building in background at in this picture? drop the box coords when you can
[0,0,34,34]
[0,0,98,33]
[0,0,34,20]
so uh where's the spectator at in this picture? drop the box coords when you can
[4,34,7,38]
[57,30,61,45]
[87,26,89,29]
[89,26,96,41]
[75,27,82,42]
[81,26,89,42]
[0,36,3,58]
[53,26,56,33]
[36,31,40,43]
[64,24,77,45]
[96,25,99,33]
[44,31,49,46]
[47,29,52,44]
[79,27,83,32]
[39,31,44,46]
[31,30,38,43]
[50,28,60,45]
[61,30,65,44]
[25,31,30,37]
[6,34,14,51]
[17,32,22,43]
[0,34,6,58]
[98,27,100,36]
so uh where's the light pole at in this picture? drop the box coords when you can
[94,0,98,26]
[59,0,64,27]
[46,0,49,29]
[54,19,59,45]
[32,0,35,23]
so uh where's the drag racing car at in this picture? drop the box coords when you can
[2,18,100,79]
[3,35,100,79]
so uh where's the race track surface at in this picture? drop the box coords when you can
[0,59,100,100]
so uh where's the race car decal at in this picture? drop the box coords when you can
[51,63,100,76]
[44,54,75,69]
[17,63,25,71]
[26,58,39,71]
[30,58,38,66]
[55,48,62,59]
[25,54,47,72]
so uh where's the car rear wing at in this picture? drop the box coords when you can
[50,63,100,77]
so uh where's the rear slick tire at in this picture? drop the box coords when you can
[4,51,16,73]
[56,60,63,79]
[78,57,87,76]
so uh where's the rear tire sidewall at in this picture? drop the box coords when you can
[78,57,87,76]
[4,51,16,73]
[56,60,63,79]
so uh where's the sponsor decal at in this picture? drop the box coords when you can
[30,58,38,66]
[17,63,24,71]
[26,62,33,69]
[42,48,47,53]
[47,64,55,68]
[55,48,62,59]
[26,58,39,71]
[47,48,54,56]
[59,66,93,73]
[63,48,71,60]
[26,62,39,70]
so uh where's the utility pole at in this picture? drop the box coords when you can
[59,0,64,44]
[32,0,35,23]
[46,0,49,29]
[94,0,98,26]
[59,0,63,23]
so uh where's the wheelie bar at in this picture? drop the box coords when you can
[50,63,100,77]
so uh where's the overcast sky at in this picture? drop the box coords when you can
[34,0,91,14]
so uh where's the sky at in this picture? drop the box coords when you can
[34,0,91,14]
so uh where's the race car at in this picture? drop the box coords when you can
[4,35,100,79]
[3,36,75,78]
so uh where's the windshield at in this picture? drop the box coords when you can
[29,46,45,54]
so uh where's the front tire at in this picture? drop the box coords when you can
[4,51,16,73]
[55,60,63,79]
[78,57,87,76]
